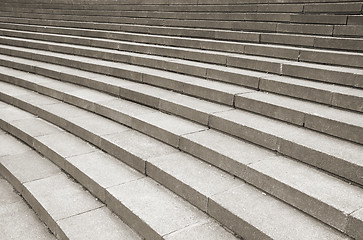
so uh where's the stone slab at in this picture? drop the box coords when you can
[0,133,32,157]
[100,130,178,173]
[65,150,143,202]
[66,111,131,146]
[159,92,232,125]
[278,126,363,185]
[332,87,363,113]
[179,129,276,179]
[96,98,156,127]
[245,156,363,232]
[0,178,21,205]
[206,66,262,89]
[299,48,363,69]
[0,151,61,193]
[235,91,305,126]
[132,111,207,147]
[282,61,361,88]
[165,220,237,240]
[277,23,333,36]
[347,208,363,240]
[23,173,103,234]
[57,206,142,240]
[147,152,241,211]
[235,91,363,143]
[209,109,282,150]
[314,37,363,52]
[0,196,55,240]
[11,117,64,139]
[106,177,209,239]
[0,105,36,123]
[259,75,333,105]
[216,183,349,239]
[34,131,98,169]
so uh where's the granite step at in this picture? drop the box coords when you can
[4,7,362,35]
[0,86,360,239]
[1,69,360,188]
[0,69,362,235]
[0,167,56,240]
[0,133,143,240]
[0,103,238,240]
[0,43,361,114]
[1,22,362,69]
[2,26,363,74]
[0,54,361,146]
[1,16,363,52]
[0,10,361,37]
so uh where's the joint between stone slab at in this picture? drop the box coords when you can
[55,205,105,223]
[162,219,210,238]
[297,50,301,62]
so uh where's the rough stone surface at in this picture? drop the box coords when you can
[101,130,178,173]
[97,98,156,127]
[0,133,31,157]
[209,184,349,240]
[0,151,61,193]
[147,152,241,211]
[180,129,276,179]
[57,206,142,240]
[106,178,209,239]
[23,173,103,233]
[65,150,143,202]
[165,220,238,240]
[34,131,98,168]
[132,111,207,147]
[347,208,363,240]
[245,156,363,232]
[0,180,56,240]
[67,111,131,146]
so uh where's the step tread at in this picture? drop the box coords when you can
[0,133,142,240]
[0,96,354,240]
[236,91,363,144]
[0,103,239,240]
[1,64,362,185]
[2,30,363,84]
[210,109,363,184]
[1,74,362,237]
[180,128,363,212]
[1,43,362,114]
[0,177,56,240]
[1,15,363,53]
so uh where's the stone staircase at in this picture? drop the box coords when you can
[0,0,362,239]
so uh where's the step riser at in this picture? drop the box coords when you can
[1,31,362,92]
[0,96,356,239]
[1,78,362,235]
[1,22,362,69]
[1,64,362,186]
[2,68,362,183]
[1,44,362,116]
[5,8,362,27]
[2,15,363,52]
[1,11,362,37]
[0,104,265,240]
[0,113,224,240]
[0,51,362,147]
